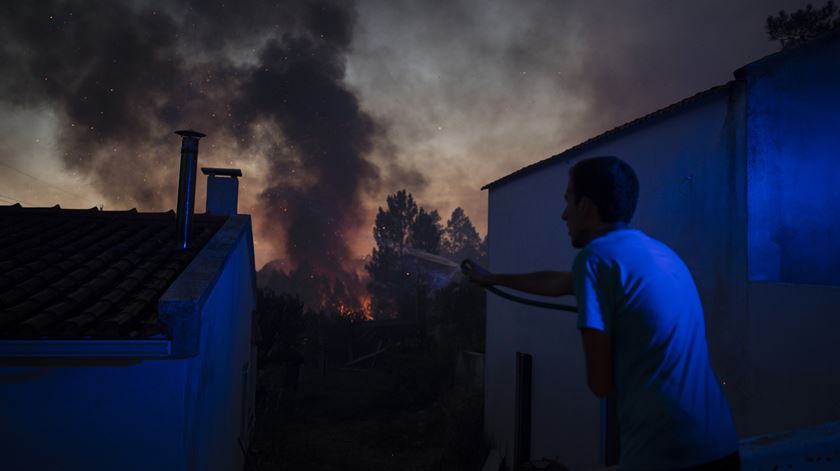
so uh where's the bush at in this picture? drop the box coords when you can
[379,335,454,408]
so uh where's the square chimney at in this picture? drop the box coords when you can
[201,167,242,216]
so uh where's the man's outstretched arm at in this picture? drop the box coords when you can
[468,270,575,297]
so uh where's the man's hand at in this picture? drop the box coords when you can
[461,259,495,286]
[462,259,575,297]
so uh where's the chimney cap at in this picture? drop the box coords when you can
[175,130,206,138]
[201,167,243,177]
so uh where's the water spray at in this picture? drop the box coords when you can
[399,248,577,312]
[459,259,577,312]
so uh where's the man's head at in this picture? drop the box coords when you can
[562,156,639,248]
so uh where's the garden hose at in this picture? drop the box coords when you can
[460,259,578,313]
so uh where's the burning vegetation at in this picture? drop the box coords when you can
[248,192,489,470]
[257,189,486,322]
[258,258,373,319]
[2,2,490,468]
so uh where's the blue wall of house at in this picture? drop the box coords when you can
[183,218,256,471]
[0,216,257,471]
[0,359,190,470]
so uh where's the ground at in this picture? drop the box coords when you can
[246,362,484,471]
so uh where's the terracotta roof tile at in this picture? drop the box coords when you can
[0,204,225,340]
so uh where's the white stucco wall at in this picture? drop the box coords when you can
[487,163,598,469]
[746,283,840,436]
[485,32,840,469]
[486,85,744,470]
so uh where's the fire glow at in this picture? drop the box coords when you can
[257,260,374,319]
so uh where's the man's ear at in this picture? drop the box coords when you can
[579,196,598,220]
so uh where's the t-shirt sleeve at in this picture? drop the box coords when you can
[572,250,611,333]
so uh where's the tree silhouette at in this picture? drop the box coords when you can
[410,208,443,254]
[767,1,840,50]
[373,190,418,254]
[366,190,444,319]
[366,241,403,318]
[442,207,483,263]
[255,289,306,365]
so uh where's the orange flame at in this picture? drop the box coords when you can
[324,293,372,320]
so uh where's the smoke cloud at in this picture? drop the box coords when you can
[234,29,380,273]
[348,0,802,232]
[1,0,810,276]
[0,0,393,276]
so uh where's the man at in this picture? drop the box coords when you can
[465,156,739,470]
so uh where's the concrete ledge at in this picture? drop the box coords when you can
[159,215,251,358]
[740,420,840,470]
[0,339,171,357]
[585,421,840,471]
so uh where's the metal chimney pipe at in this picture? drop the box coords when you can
[175,130,206,250]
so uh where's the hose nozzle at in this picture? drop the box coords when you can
[461,259,490,278]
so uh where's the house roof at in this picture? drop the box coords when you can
[0,204,226,340]
[482,28,840,191]
[481,83,731,190]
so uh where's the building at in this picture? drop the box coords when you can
[0,133,257,470]
[481,32,840,470]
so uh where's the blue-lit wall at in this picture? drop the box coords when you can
[0,357,191,469]
[484,31,840,467]
[485,85,744,469]
[182,217,256,471]
[0,216,257,471]
[745,35,840,286]
[742,34,840,435]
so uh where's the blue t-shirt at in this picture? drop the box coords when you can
[572,228,738,470]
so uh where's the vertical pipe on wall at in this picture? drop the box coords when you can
[514,352,533,468]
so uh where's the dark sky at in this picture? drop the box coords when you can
[0,0,813,270]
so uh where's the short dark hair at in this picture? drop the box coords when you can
[569,156,639,223]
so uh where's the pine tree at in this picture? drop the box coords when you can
[442,207,482,263]
[373,190,418,254]
[365,190,444,319]
[767,1,840,49]
[410,208,442,254]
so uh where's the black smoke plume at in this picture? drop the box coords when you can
[235,25,381,274]
[0,0,387,279]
